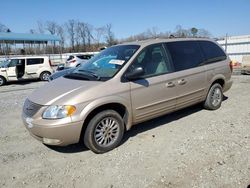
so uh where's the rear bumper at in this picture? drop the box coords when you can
[22,113,84,146]
[223,79,233,93]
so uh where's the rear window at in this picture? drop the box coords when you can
[165,41,204,71]
[27,58,44,65]
[77,55,92,60]
[67,56,74,61]
[199,41,227,64]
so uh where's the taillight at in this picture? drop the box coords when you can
[229,61,233,72]
[49,59,52,67]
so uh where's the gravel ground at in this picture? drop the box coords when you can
[0,76,250,188]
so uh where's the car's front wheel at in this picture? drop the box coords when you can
[84,110,124,154]
[0,76,6,86]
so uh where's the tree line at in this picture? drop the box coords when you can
[0,21,211,54]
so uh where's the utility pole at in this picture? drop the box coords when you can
[225,33,228,53]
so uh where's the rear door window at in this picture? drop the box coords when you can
[165,41,204,71]
[199,41,227,64]
[27,58,44,65]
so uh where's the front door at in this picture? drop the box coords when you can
[6,59,18,81]
[127,43,178,123]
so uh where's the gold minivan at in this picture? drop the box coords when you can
[22,39,233,153]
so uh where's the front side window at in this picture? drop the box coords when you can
[65,45,140,81]
[8,59,19,67]
[199,41,227,64]
[127,44,173,78]
[165,41,204,71]
[27,58,44,65]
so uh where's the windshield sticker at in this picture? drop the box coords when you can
[109,59,125,65]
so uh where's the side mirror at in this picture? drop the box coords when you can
[125,67,144,81]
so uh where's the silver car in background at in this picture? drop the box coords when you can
[65,54,93,67]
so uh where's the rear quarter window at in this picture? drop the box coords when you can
[199,41,227,64]
[27,58,44,65]
[165,41,204,71]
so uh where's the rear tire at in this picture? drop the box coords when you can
[203,83,223,110]
[40,71,51,81]
[84,110,124,154]
[0,76,6,86]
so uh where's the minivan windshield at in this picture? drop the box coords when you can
[64,45,140,81]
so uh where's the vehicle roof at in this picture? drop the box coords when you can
[119,38,216,48]
[9,56,49,59]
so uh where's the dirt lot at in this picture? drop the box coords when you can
[0,76,250,188]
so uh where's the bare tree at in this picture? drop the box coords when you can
[29,29,36,34]
[93,26,106,47]
[85,24,93,48]
[197,29,211,38]
[76,21,87,51]
[174,25,190,37]
[66,19,76,51]
[146,27,159,38]
[0,23,9,32]
[105,24,116,46]
[56,24,65,48]
[37,20,45,34]
[46,21,57,35]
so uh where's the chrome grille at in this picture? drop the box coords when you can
[23,99,43,117]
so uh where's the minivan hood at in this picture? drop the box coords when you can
[28,77,101,105]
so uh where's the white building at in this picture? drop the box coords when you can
[217,35,250,63]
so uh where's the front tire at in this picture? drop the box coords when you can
[84,110,124,154]
[40,71,51,81]
[204,83,223,110]
[0,76,6,86]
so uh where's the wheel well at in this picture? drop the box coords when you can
[0,75,7,83]
[79,103,127,143]
[212,79,225,88]
[40,71,51,75]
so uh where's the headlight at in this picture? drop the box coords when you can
[43,105,76,119]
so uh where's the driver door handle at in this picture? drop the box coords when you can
[166,82,175,88]
[178,79,187,85]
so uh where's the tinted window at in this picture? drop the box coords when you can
[165,41,204,71]
[27,58,44,65]
[199,41,227,64]
[67,56,74,61]
[128,44,173,77]
[77,55,92,60]
[8,59,25,67]
[8,59,19,67]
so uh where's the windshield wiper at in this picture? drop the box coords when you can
[77,69,101,80]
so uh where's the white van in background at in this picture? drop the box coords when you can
[0,56,53,86]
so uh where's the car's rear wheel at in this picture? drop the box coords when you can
[40,71,51,81]
[204,83,223,110]
[0,76,6,86]
[84,110,124,154]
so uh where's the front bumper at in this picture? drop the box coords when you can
[22,112,84,146]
